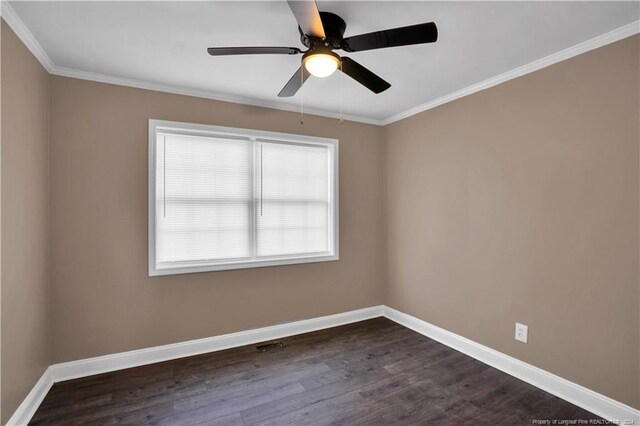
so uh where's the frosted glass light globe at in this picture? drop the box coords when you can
[303,52,340,78]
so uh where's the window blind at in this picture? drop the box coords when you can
[256,141,330,257]
[156,133,253,266]
[149,120,338,276]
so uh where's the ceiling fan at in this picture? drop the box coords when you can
[207,0,438,97]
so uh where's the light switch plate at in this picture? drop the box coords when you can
[515,323,528,343]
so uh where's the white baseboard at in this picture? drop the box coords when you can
[382,306,640,425]
[48,306,384,382]
[7,305,384,425]
[6,369,54,426]
[8,305,639,425]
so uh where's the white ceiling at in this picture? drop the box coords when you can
[6,1,640,123]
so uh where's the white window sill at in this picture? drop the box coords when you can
[149,253,340,276]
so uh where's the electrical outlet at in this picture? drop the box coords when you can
[515,323,528,343]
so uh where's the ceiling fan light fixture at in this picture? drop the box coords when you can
[207,1,437,96]
[303,51,340,78]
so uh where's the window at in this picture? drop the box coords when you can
[148,120,338,276]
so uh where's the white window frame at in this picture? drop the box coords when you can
[148,119,339,276]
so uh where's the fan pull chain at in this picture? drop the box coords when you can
[163,135,167,218]
[300,68,304,125]
[339,60,344,124]
[260,144,263,216]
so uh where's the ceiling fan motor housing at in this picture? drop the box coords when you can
[299,12,347,50]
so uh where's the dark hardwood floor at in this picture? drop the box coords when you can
[31,318,600,425]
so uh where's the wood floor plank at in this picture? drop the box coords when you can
[240,363,395,425]
[30,318,602,425]
[161,383,306,426]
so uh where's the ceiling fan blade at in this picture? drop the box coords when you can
[207,46,302,56]
[278,66,311,97]
[341,22,437,52]
[340,57,390,94]
[287,0,326,39]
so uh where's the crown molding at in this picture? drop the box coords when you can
[1,1,55,73]
[51,65,384,125]
[0,1,383,125]
[381,19,640,125]
[2,1,638,126]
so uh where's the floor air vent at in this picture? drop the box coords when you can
[256,341,285,352]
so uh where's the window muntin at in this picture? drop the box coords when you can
[149,120,338,276]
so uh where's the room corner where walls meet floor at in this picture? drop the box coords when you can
[2,7,640,426]
[7,306,640,425]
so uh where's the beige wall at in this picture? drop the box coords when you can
[1,21,51,424]
[384,35,640,409]
[1,16,639,421]
[49,76,386,363]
